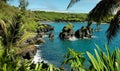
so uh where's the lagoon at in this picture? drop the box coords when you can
[37,22,120,67]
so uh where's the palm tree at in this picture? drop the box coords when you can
[0,14,24,55]
[67,0,120,41]
[67,0,80,10]
[107,10,120,42]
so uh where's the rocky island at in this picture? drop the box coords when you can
[59,23,93,40]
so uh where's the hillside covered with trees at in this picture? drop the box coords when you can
[32,11,88,22]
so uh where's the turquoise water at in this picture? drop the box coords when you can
[39,22,120,67]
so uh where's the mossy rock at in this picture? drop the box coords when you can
[37,24,54,34]
[59,23,74,40]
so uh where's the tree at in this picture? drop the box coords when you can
[67,0,120,42]
[0,14,24,55]
[0,0,7,3]
[107,10,120,42]
[19,0,29,14]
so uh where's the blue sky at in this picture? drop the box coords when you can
[8,0,100,13]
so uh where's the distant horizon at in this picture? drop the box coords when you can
[8,0,100,13]
[31,9,89,13]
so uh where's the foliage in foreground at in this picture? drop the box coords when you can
[0,45,60,71]
[62,45,120,71]
[2,36,120,71]
[1,37,120,71]
[87,45,120,71]
[62,48,85,71]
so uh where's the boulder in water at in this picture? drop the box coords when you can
[75,26,93,39]
[36,24,54,38]
[37,24,54,34]
[59,23,74,40]
[48,32,54,39]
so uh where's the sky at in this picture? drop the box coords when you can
[8,0,101,13]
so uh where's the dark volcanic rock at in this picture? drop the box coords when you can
[25,37,45,45]
[37,24,54,34]
[48,32,54,39]
[59,23,74,40]
[36,24,54,38]
[75,26,93,39]
[18,35,45,60]
[17,45,37,60]
[75,29,83,38]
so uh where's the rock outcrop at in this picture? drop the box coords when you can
[36,24,54,39]
[48,32,54,39]
[37,24,54,35]
[16,45,37,60]
[59,23,93,40]
[17,33,45,60]
[59,23,74,40]
[75,26,93,39]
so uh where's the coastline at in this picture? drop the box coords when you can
[39,21,109,24]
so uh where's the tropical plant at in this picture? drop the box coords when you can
[0,14,24,49]
[106,10,120,42]
[0,46,60,71]
[62,48,85,71]
[87,44,120,71]
[67,0,120,41]
[67,0,80,10]
[63,23,74,31]
[62,45,120,71]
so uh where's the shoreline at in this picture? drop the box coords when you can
[39,21,109,24]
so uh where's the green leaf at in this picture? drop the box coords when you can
[87,51,99,70]
[35,63,39,70]
[47,64,53,71]
[3,64,7,71]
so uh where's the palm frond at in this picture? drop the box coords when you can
[0,19,7,36]
[67,0,80,9]
[9,14,23,44]
[16,32,36,46]
[88,0,116,23]
[106,10,120,43]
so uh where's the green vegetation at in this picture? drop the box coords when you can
[0,45,60,71]
[0,1,61,71]
[0,2,20,21]
[33,11,88,22]
[62,45,120,71]
[62,23,74,31]
[62,48,85,71]
[86,45,119,71]
[0,1,42,71]
[0,0,120,71]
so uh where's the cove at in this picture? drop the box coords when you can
[37,22,120,67]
